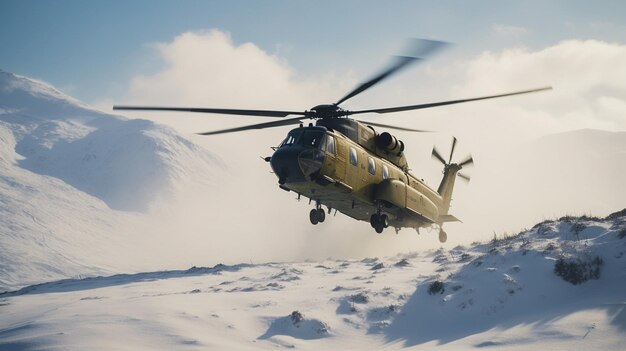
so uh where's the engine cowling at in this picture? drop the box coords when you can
[376,132,404,155]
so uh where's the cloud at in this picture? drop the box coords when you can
[126,30,348,109]
[456,40,626,131]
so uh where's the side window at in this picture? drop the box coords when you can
[349,147,358,166]
[382,165,389,180]
[326,135,336,154]
[368,157,376,175]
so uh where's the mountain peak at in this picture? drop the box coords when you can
[0,69,101,120]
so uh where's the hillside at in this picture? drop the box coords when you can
[1,210,624,350]
[0,70,219,291]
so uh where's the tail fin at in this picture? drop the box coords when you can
[432,137,472,217]
[437,164,461,215]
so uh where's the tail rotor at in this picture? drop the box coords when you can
[431,137,474,178]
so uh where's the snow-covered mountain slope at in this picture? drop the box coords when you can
[1,211,624,350]
[0,69,218,211]
[0,70,220,291]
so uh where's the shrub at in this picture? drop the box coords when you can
[579,214,601,222]
[534,220,556,236]
[605,208,626,221]
[428,281,445,295]
[537,225,552,235]
[350,292,369,304]
[571,221,586,234]
[290,311,304,324]
[554,256,603,285]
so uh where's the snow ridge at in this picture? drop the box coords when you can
[1,211,624,350]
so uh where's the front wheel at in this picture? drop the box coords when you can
[374,224,384,234]
[380,214,389,228]
[317,208,326,223]
[370,214,379,227]
[370,213,387,234]
[309,209,319,225]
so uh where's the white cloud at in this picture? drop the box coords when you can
[456,40,626,132]
[126,30,348,109]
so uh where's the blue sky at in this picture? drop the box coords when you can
[1,0,625,103]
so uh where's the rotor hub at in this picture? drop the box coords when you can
[308,104,348,119]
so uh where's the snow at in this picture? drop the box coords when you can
[0,69,218,212]
[1,70,625,349]
[0,70,220,291]
[1,212,625,350]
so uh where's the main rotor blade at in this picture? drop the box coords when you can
[336,56,419,106]
[113,106,306,118]
[355,119,430,132]
[432,146,447,165]
[347,87,552,115]
[458,156,474,168]
[335,39,448,106]
[449,136,457,164]
[198,116,305,136]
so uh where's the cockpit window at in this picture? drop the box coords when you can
[280,130,325,149]
[326,135,336,154]
[299,131,325,148]
[280,130,303,147]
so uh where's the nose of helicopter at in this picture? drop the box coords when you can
[270,146,325,184]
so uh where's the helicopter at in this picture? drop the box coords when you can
[114,39,550,243]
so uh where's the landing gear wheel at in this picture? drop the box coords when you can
[438,230,447,243]
[310,209,319,225]
[380,214,389,228]
[370,214,378,227]
[370,213,386,234]
[317,208,326,223]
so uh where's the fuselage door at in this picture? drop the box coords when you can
[333,135,347,182]
[322,134,337,179]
